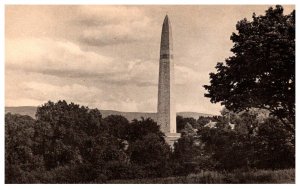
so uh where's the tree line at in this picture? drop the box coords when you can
[5,100,294,183]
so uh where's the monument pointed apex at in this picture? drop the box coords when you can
[164,14,169,23]
[160,14,172,52]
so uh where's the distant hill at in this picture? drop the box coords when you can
[177,112,213,119]
[100,110,158,122]
[6,106,37,118]
[5,106,214,121]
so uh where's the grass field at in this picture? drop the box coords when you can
[108,169,295,184]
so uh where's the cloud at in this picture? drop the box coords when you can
[6,37,160,86]
[72,6,154,47]
[76,6,146,24]
[6,79,104,108]
[7,5,294,114]
[6,38,114,73]
[5,37,160,112]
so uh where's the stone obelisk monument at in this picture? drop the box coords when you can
[157,15,180,146]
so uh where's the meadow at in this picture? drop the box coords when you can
[108,169,295,184]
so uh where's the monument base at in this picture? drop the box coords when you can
[165,133,181,148]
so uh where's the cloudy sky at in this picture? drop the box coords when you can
[5,5,294,115]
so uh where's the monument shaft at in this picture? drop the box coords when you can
[157,15,177,136]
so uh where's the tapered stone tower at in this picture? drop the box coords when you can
[157,15,180,146]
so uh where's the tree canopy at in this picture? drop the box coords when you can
[204,5,295,130]
[6,100,176,183]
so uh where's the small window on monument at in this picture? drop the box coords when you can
[161,54,169,59]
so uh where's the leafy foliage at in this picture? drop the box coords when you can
[204,5,295,130]
[176,116,199,132]
[5,113,45,183]
[5,100,295,183]
[126,117,165,142]
[5,101,174,183]
[104,114,129,140]
[128,133,172,178]
[198,109,294,171]
[172,135,214,175]
[34,100,106,170]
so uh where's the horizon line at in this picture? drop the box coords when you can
[5,105,219,115]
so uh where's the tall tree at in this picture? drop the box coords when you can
[204,5,295,131]
[126,117,165,142]
[35,100,106,169]
[128,133,171,178]
[104,115,129,140]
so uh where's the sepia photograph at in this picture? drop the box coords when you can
[4,2,295,184]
